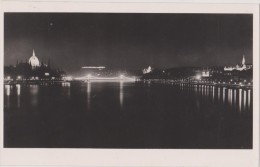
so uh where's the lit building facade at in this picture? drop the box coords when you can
[4,49,66,82]
[224,55,252,71]
[28,50,40,69]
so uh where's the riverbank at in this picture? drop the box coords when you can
[138,79,253,89]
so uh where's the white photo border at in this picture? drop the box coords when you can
[0,2,259,167]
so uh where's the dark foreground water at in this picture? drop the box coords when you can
[4,82,252,148]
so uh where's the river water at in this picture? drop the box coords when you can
[4,82,252,148]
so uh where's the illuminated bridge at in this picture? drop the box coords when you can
[75,74,136,82]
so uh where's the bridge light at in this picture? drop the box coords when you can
[87,74,91,79]
[64,76,72,81]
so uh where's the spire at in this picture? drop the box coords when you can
[33,49,35,57]
[242,55,245,65]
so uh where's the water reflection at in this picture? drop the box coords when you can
[5,85,10,109]
[87,82,91,110]
[4,83,252,114]
[30,85,39,107]
[223,87,226,103]
[218,88,220,100]
[244,90,246,111]
[228,89,232,106]
[16,84,21,108]
[191,84,252,113]
[234,89,236,107]
[248,90,251,108]
[62,82,71,97]
[5,85,10,96]
[212,86,215,101]
[120,81,124,109]
[239,89,242,112]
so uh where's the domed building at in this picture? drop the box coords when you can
[29,50,40,69]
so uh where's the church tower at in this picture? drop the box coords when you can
[242,55,245,66]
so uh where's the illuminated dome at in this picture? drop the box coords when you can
[29,50,40,69]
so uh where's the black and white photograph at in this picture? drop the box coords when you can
[0,2,259,167]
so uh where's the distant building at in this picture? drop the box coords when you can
[202,70,210,77]
[28,50,40,69]
[4,49,66,81]
[224,55,252,71]
[143,66,153,74]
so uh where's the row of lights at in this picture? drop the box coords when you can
[5,76,60,81]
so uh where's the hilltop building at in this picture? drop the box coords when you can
[224,55,252,71]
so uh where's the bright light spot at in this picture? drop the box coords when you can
[5,85,10,96]
[87,74,91,78]
[17,76,21,80]
[45,73,50,76]
[16,84,21,95]
[244,80,246,82]
[51,77,55,80]
[82,66,105,69]
[7,76,10,80]
[143,66,152,74]
[195,74,201,80]
[35,77,39,80]
[64,76,72,81]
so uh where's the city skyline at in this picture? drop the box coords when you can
[4,13,252,74]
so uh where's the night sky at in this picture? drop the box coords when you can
[4,13,252,74]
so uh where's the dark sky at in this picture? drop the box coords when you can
[4,13,252,74]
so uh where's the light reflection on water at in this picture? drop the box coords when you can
[177,83,252,113]
[120,81,124,109]
[87,81,91,110]
[239,89,242,112]
[248,90,251,108]
[4,82,252,113]
[16,84,21,108]
[218,88,220,101]
[5,85,10,109]
[223,87,226,103]
[212,86,215,101]
[30,85,39,107]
